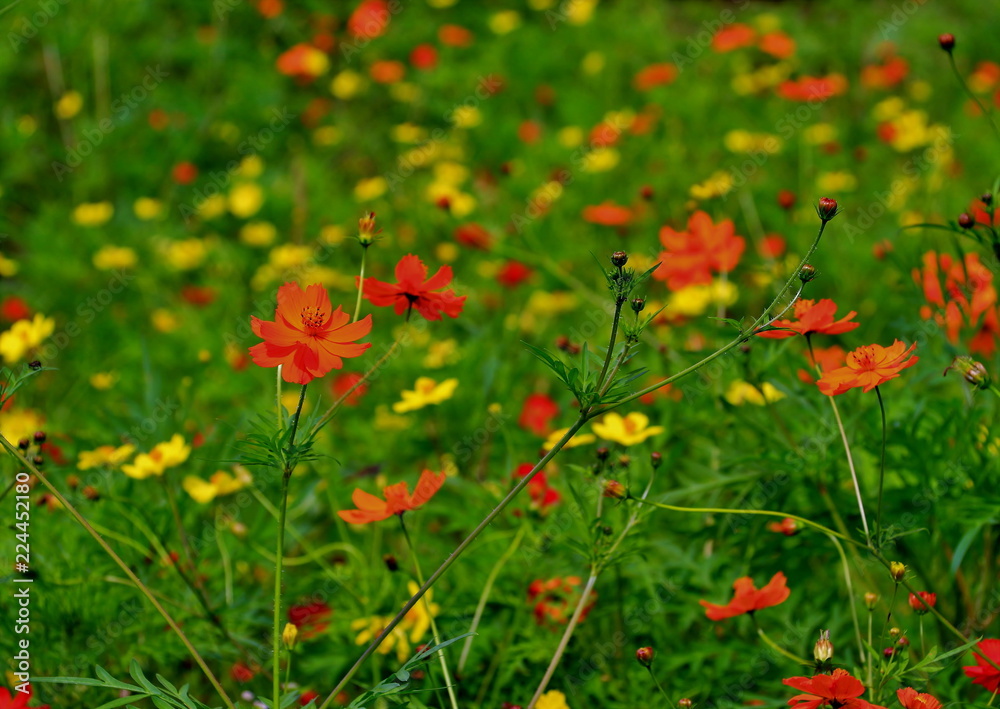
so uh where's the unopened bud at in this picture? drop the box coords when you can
[799,264,817,283]
[982,192,994,206]
[33,431,46,444]
[813,630,834,663]
[864,592,878,610]
[816,197,839,222]
[282,622,298,650]
[938,33,955,52]
[958,212,975,229]
[946,356,991,390]
[777,189,796,210]
[679,699,693,709]
[17,438,29,451]
[384,554,399,572]
[617,455,630,469]
[635,646,655,667]
[357,211,381,246]
[890,561,906,582]
[651,451,662,468]
[611,251,628,268]
[889,627,901,638]
[640,185,654,201]
[631,297,646,314]
[603,480,626,499]
[83,485,100,500]
[596,447,610,462]
[28,360,42,371]
[32,455,43,467]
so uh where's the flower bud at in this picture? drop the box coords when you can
[777,189,796,210]
[66,474,80,489]
[33,431,46,444]
[603,480,626,499]
[889,627,901,638]
[938,33,955,52]
[596,447,610,462]
[799,264,817,283]
[282,622,298,650]
[83,485,100,500]
[945,355,991,390]
[889,561,906,582]
[640,185,654,201]
[813,630,834,663]
[32,455,43,467]
[908,591,936,615]
[679,699,693,709]
[17,438,29,451]
[611,251,629,268]
[651,451,663,469]
[230,521,248,537]
[384,554,399,572]
[982,192,993,206]
[816,197,839,222]
[28,360,42,371]
[631,297,646,314]
[635,646,655,668]
[864,592,878,610]
[958,212,975,229]
[897,635,910,648]
[357,211,381,246]
[883,646,896,659]
[617,454,630,469]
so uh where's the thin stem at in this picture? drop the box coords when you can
[646,667,676,709]
[527,573,599,708]
[311,337,403,436]
[755,623,811,666]
[353,247,369,322]
[317,418,588,709]
[276,365,283,428]
[273,384,307,709]
[874,386,888,548]
[458,526,526,672]
[828,534,866,665]
[612,219,828,409]
[0,436,236,709]
[632,498,867,550]
[400,516,460,709]
[948,51,1000,146]
[596,299,625,395]
[879,584,899,663]
[808,335,871,541]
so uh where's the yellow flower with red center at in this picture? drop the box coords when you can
[591,412,664,447]
[122,434,191,479]
[392,377,458,413]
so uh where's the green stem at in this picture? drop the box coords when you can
[0,436,236,709]
[353,246,368,323]
[829,533,866,665]
[273,383,307,709]
[400,516,460,709]
[948,51,1000,146]
[596,299,625,395]
[646,667,676,709]
[755,624,811,666]
[874,386,888,548]
[311,336,403,436]
[317,417,588,709]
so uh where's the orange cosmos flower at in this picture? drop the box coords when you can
[757,299,860,339]
[361,254,466,321]
[964,639,1000,692]
[249,282,372,385]
[768,517,800,536]
[338,470,446,524]
[896,688,941,709]
[654,211,745,290]
[798,345,847,384]
[908,591,936,614]
[759,31,796,59]
[275,44,328,81]
[913,251,999,356]
[711,23,756,52]
[783,669,886,709]
[347,0,390,38]
[582,202,633,227]
[699,571,790,620]
[633,63,678,91]
[816,341,918,396]
[861,55,909,90]
[777,74,848,101]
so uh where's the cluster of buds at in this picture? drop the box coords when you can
[17,430,47,470]
[945,356,991,390]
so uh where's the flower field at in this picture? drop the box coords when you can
[3,1,1000,708]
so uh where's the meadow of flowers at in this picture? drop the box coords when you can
[3,1,1000,708]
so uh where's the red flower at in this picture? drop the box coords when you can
[518,393,559,436]
[768,517,799,536]
[348,0,390,38]
[896,688,941,709]
[438,24,473,47]
[965,639,1000,692]
[758,235,786,259]
[288,601,332,640]
[337,470,445,524]
[861,56,909,90]
[913,251,999,356]
[409,44,437,70]
[331,371,368,406]
[797,345,847,384]
[700,571,790,620]
[633,63,677,91]
[654,211,745,290]
[369,60,405,84]
[0,297,31,322]
[582,202,633,227]
[275,44,328,81]
[361,254,466,321]
[908,591,936,614]
[230,663,255,683]
[181,285,216,307]
[756,299,860,339]
[777,74,848,101]
[514,464,561,513]
[497,261,533,288]
[712,23,756,52]
[0,685,48,709]
[172,161,198,185]
[299,690,320,706]
[783,669,886,709]
[816,341,918,396]
[759,31,796,59]
[528,576,594,628]
[454,222,493,250]
[249,282,372,385]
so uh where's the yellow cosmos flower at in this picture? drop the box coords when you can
[723,130,782,154]
[0,314,55,364]
[544,427,597,450]
[162,238,208,271]
[558,126,584,148]
[183,467,253,504]
[239,221,278,247]
[122,434,190,480]
[581,148,619,173]
[664,280,738,318]
[90,372,119,390]
[55,91,83,119]
[72,202,114,226]
[352,616,412,662]
[566,0,597,24]
[77,444,135,470]
[489,10,521,34]
[0,254,17,277]
[236,155,264,178]
[724,381,785,406]
[581,51,605,75]
[403,581,439,643]
[92,245,138,271]
[355,176,388,201]
[393,377,458,413]
[536,690,571,709]
[592,412,664,447]
[451,106,482,129]
[0,409,45,447]
[198,194,228,219]
[228,183,264,218]
[133,197,164,220]
[331,70,366,100]
[690,172,733,200]
[151,309,180,333]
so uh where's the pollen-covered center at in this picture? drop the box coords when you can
[300,305,327,329]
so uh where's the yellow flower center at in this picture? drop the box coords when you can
[300,306,327,329]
